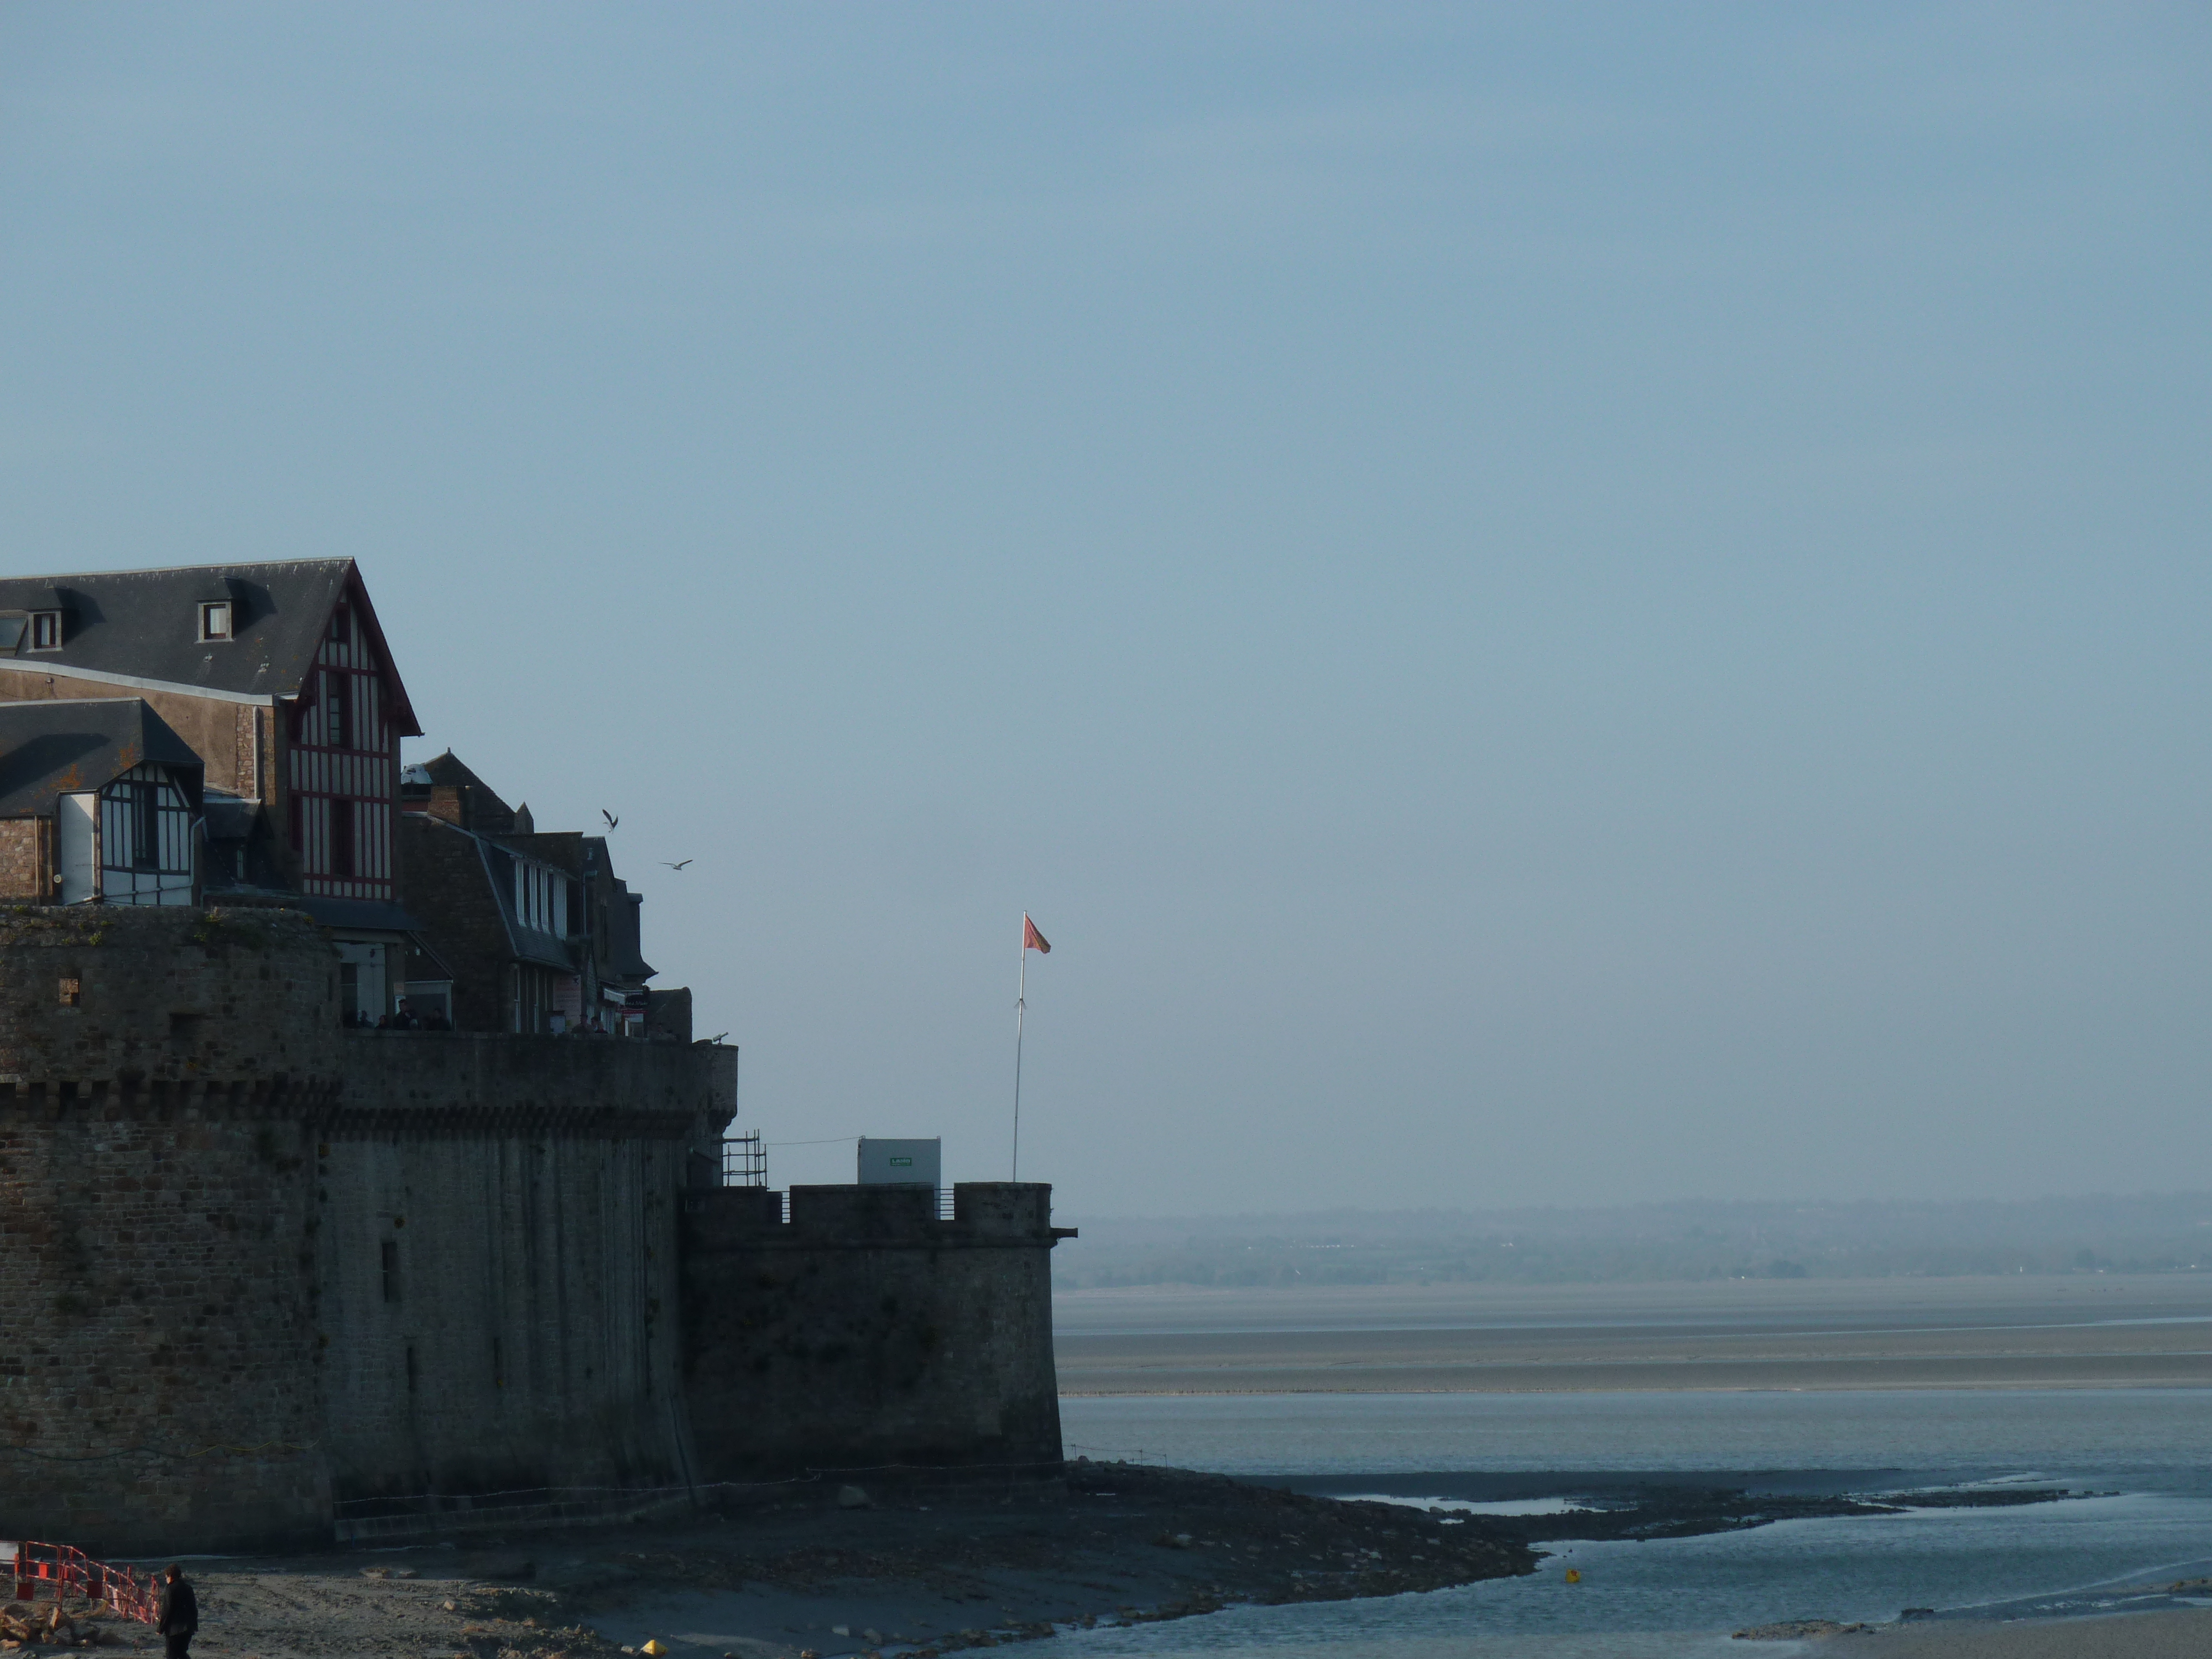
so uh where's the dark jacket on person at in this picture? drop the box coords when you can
[156,1578,197,1635]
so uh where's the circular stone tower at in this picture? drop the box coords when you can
[0,905,341,1551]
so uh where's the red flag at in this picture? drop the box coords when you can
[1022,914,1050,954]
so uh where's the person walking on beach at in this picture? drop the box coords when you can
[156,1564,198,1658]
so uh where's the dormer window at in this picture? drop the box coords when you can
[28,611,61,651]
[199,601,233,641]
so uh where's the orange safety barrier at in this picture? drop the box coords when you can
[2,1541,160,1624]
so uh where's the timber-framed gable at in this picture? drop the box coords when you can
[283,579,406,904]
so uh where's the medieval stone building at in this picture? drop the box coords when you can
[0,561,421,1023]
[396,752,657,1035]
[0,562,1070,1553]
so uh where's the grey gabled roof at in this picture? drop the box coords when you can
[0,698,203,818]
[0,560,421,732]
[474,832,579,973]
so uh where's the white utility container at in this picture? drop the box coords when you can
[857,1137,941,1187]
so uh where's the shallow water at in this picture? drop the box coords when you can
[1044,1389,2212,1655]
[1062,1386,2212,1480]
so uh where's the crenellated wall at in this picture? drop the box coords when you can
[681,1182,1071,1483]
[0,905,1062,1551]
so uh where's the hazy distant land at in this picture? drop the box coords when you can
[1053,1274,2212,1392]
[1052,1196,2212,1394]
[1053,1192,2212,1288]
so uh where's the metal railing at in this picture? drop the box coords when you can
[700,1168,957,1220]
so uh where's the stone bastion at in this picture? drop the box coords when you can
[0,906,1068,1554]
[0,905,730,1551]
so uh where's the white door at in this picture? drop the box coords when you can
[58,794,97,904]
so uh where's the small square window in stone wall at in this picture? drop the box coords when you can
[57,975,79,1008]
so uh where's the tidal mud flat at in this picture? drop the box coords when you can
[1053,1275,2212,1395]
[14,1464,1524,1658]
[12,1464,2090,1659]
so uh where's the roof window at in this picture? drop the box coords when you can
[0,615,24,653]
[28,611,61,651]
[199,601,233,642]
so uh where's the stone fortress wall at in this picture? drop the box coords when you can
[315,1034,723,1521]
[0,907,339,1550]
[682,1182,1068,1483]
[0,906,1067,1553]
[0,907,725,1550]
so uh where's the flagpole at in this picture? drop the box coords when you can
[1012,916,1027,1181]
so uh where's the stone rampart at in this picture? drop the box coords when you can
[0,907,339,1550]
[681,1182,1071,1482]
[0,904,1065,1547]
[0,907,734,1551]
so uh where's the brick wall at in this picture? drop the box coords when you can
[393,813,514,1031]
[0,818,46,901]
[0,672,266,803]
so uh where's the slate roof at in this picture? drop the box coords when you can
[0,560,421,733]
[0,698,203,818]
[404,795,656,983]
[290,895,427,936]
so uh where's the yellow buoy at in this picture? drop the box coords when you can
[1564,1568,1582,1584]
[641,1642,669,1656]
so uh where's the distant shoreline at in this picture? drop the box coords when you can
[1052,1274,2212,1394]
[1060,1378,2212,1394]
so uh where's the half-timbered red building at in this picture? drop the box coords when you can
[284,580,410,904]
[0,559,426,1021]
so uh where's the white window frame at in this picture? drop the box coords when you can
[199,601,233,642]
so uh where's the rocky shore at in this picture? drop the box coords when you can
[1,1464,2090,1658]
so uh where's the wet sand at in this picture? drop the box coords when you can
[1055,1274,2212,1392]
[27,1468,2177,1658]
[44,1467,1529,1659]
[1867,1608,2212,1655]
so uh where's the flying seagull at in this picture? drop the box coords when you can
[661,859,692,870]
[601,809,619,831]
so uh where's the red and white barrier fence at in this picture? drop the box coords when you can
[1,1541,160,1624]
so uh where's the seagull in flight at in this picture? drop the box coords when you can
[662,858,692,870]
[601,809,619,831]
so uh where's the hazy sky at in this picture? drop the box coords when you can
[4,6,2208,1213]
